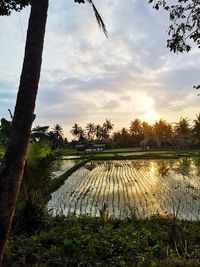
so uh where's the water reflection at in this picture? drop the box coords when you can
[52,160,75,178]
[48,158,200,220]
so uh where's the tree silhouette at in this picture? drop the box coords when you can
[0,1,49,261]
[174,117,191,148]
[0,0,106,262]
[129,119,143,145]
[193,113,200,145]
[102,119,114,140]
[71,123,85,142]
[141,122,153,148]
[149,0,200,53]
[153,119,172,148]
[31,125,49,142]
[86,123,96,141]
[95,124,103,141]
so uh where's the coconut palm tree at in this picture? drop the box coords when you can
[52,124,64,138]
[141,122,153,149]
[48,124,64,149]
[31,125,49,142]
[86,123,96,141]
[192,114,200,145]
[95,124,103,141]
[0,0,107,262]
[174,117,191,148]
[102,119,114,140]
[153,119,173,148]
[71,123,84,140]
[129,119,143,145]
[112,128,131,148]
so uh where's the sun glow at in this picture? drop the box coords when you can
[150,161,156,175]
[141,98,160,124]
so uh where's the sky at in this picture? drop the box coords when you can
[0,0,200,139]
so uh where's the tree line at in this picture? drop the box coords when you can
[0,119,67,151]
[2,115,199,152]
[70,114,200,149]
[70,119,114,144]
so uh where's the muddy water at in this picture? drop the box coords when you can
[48,159,200,220]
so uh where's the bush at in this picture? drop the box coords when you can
[6,215,200,267]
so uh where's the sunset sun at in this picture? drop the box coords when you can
[137,95,161,124]
[142,106,160,124]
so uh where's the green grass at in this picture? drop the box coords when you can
[62,147,200,161]
[101,147,142,153]
[6,215,200,267]
[62,151,200,161]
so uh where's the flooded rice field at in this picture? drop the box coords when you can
[52,160,75,178]
[48,159,200,220]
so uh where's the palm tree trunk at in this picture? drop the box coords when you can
[0,0,48,264]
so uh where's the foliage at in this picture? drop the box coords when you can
[20,141,61,205]
[113,128,132,148]
[193,114,200,145]
[70,119,114,143]
[48,124,66,149]
[149,0,200,53]
[111,115,200,149]
[13,202,50,236]
[0,118,11,146]
[31,125,49,142]
[0,0,108,39]
[0,0,30,16]
[6,215,200,267]
[70,123,86,142]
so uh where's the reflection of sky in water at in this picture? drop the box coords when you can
[48,159,200,220]
[52,160,75,178]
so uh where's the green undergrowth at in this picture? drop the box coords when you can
[6,214,200,267]
[0,146,5,160]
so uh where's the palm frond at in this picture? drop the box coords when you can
[87,0,108,37]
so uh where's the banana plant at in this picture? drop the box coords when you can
[21,141,61,205]
[99,203,109,225]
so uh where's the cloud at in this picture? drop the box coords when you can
[0,0,199,138]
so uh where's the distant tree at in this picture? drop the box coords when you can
[192,113,200,145]
[102,119,114,140]
[174,117,191,148]
[52,124,63,136]
[129,119,143,145]
[78,128,86,143]
[31,125,49,142]
[86,123,96,141]
[70,123,85,143]
[71,123,80,139]
[48,124,64,149]
[153,119,173,148]
[112,128,132,148]
[141,122,153,149]
[95,124,104,141]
